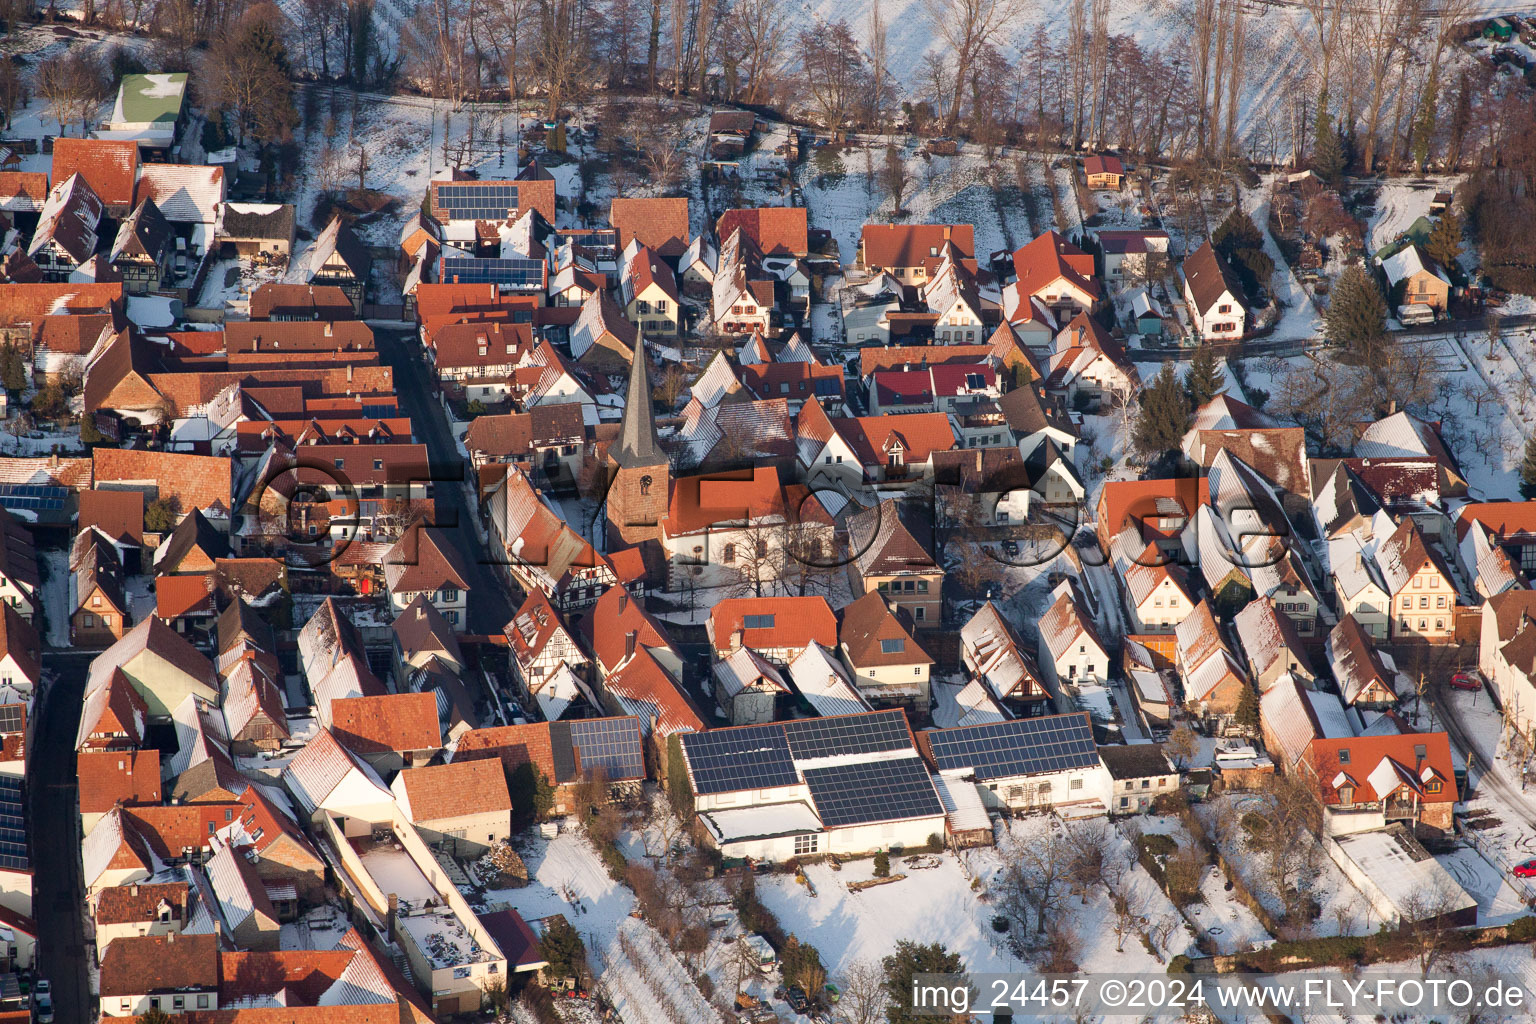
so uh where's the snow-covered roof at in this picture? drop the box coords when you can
[785,642,871,718]
[1332,827,1476,923]
[136,163,224,225]
[1328,534,1389,601]
[281,727,393,816]
[1259,674,1352,768]
[960,601,1044,703]
[1381,245,1450,288]
[691,350,743,410]
[533,663,591,723]
[698,802,822,844]
[931,678,1010,729]
[713,646,789,700]
[931,772,990,834]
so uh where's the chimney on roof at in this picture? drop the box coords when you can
[617,590,627,613]
[347,364,354,382]
[166,931,175,944]
[131,884,139,896]
[624,631,636,660]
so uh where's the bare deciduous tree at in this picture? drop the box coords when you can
[920,0,1019,134]
[837,958,887,1024]
[796,19,867,135]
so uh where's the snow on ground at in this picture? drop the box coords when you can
[1197,792,1366,938]
[757,814,1197,983]
[1183,862,1272,954]
[1365,179,1447,254]
[800,142,1016,274]
[1050,163,1083,237]
[280,903,353,951]
[476,826,720,1024]
[1243,181,1320,343]
[39,548,70,648]
[757,850,1017,975]
[1438,846,1530,926]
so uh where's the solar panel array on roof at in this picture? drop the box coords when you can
[548,721,578,784]
[0,483,66,512]
[440,258,546,289]
[682,725,797,795]
[925,715,1099,781]
[435,182,521,221]
[0,777,25,868]
[783,710,913,761]
[802,756,943,827]
[559,229,618,261]
[570,718,645,781]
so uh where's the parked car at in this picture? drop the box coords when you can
[33,993,52,1024]
[786,987,810,1013]
[1002,539,1021,558]
[1449,671,1483,692]
[1513,858,1536,878]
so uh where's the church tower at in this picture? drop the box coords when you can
[605,338,671,549]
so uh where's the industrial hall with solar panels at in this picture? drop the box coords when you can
[675,709,1123,862]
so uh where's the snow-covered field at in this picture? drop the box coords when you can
[756,814,1197,983]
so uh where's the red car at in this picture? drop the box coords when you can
[1450,671,1483,692]
[1514,859,1536,879]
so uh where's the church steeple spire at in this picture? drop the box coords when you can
[613,338,667,470]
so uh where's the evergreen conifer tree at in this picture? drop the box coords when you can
[1184,346,1226,408]
[1133,362,1191,459]
[1324,263,1387,352]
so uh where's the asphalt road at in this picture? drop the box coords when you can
[28,650,93,1024]
[375,328,518,637]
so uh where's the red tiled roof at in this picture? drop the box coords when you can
[709,596,837,653]
[603,646,704,736]
[716,207,808,256]
[1084,154,1125,177]
[1459,502,1536,540]
[78,748,162,813]
[832,412,958,465]
[100,933,218,996]
[219,949,355,1005]
[329,692,441,754]
[95,881,189,925]
[0,281,122,327]
[122,803,243,858]
[859,344,990,378]
[0,172,47,205]
[665,466,787,536]
[1303,732,1456,806]
[860,224,975,269]
[156,574,218,620]
[1011,230,1100,301]
[51,137,139,207]
[80,488,144,544]
[740,361,843,402]
[248,283,356,320]
[1096,477,1210,540]
[581,585,674,673]
[455,722,558,785]
[609,197,689,259]
[396,759,511,820]
[839,591,932,667]
[382,525,471,596]
[413,283,537,322]
[93,448,232,517]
